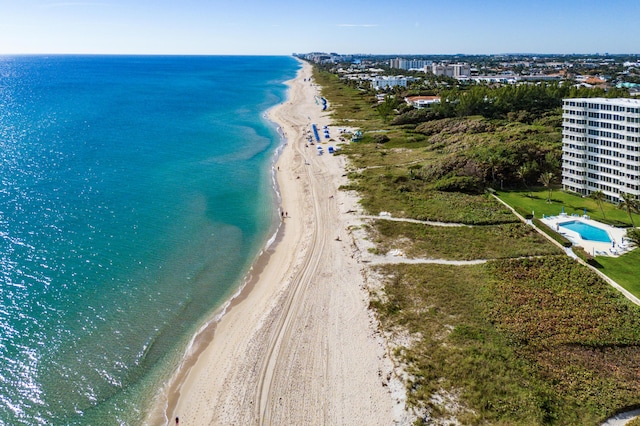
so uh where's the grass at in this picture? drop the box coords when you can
[343,141,436,170]
[593,249,640,296]
[342,170,518,225]
[369,220,562,260]
[313,69,386,129]
[497,188,640,227]
[372,263,555,424]
[372,258,640,424]
[484,257,640,424]
[497,188,640,299]
[315,62,640,424]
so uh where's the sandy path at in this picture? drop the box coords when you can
[155,60,403,425]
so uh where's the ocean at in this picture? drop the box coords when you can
[0,55,299,424]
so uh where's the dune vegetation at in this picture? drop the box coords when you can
[314,65,640,424]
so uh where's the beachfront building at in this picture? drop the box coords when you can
[371,76,411,90]
[561,97,640,202]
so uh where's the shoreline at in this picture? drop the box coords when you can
[148,59,403,425]
[145,230,283,424]
[142,67,294,425]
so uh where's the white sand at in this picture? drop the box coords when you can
[149,60,405,425]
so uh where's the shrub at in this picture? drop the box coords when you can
[572,246,602,268]
[533,217,572,247]
[373,134,390,144]
[432,176,483,194]
[514,205,533,219]
[390,108,434,125]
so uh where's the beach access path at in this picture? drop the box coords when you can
[158,61,406,425]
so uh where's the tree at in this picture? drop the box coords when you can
[589,190,606,219]
[544,151,560,173]
[626,228,640,246]
[377,95,397,123]
[516,164,530,194]
[486,154,500,188]
[618,192,640,227]
[538,171,555,203]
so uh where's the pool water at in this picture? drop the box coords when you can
[559,220,611,243]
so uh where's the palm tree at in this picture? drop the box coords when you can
[626,228,640,246]
[377,95,397,123]
[516,164,531,196]
[487,154,499,188]
[589,190,606,219]
[618,192,640,227]
[538,171,555,203]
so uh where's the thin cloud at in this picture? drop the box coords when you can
[337,24,380,28]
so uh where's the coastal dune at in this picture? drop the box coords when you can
[153,61,402,425]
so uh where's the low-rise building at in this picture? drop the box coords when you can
[405,95,441,109]
[371,76,411,90]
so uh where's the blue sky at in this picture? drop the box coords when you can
[0,0,639,55]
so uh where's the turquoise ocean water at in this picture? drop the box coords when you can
[0,55,298,424]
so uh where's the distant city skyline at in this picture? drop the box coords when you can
[1,0,639,55]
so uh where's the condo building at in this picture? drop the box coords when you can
[562,98,640,202]
[390,58,432,70]
[370,76,412,90]
[431,63,471,78]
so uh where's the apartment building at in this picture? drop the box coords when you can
[389,58,432,70]
[370,76,411,90]
[431,63,471,78]
[562,98,640,202]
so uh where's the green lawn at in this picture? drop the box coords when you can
[498,188,640,299]
[595,249,640,296]
[497,188,640,227]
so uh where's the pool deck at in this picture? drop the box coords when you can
[541,214,632,257]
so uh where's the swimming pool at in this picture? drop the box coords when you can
[559,220,611,243]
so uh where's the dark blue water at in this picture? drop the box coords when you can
[0,55,298,424]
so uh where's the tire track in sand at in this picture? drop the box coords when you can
[254,114,330,425]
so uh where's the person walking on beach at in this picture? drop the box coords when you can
[175,416,179,425]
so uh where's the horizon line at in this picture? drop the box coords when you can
[1,52,639,57]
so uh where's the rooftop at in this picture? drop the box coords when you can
[566,97,640,105]
[405,96,440,101]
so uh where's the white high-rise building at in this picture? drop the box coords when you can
[562,98,640,202]
[390,58,432,70]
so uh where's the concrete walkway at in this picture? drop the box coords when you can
[492,195,640,308]
[359,214,471,228]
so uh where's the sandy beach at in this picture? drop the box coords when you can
[147,60,406,425]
